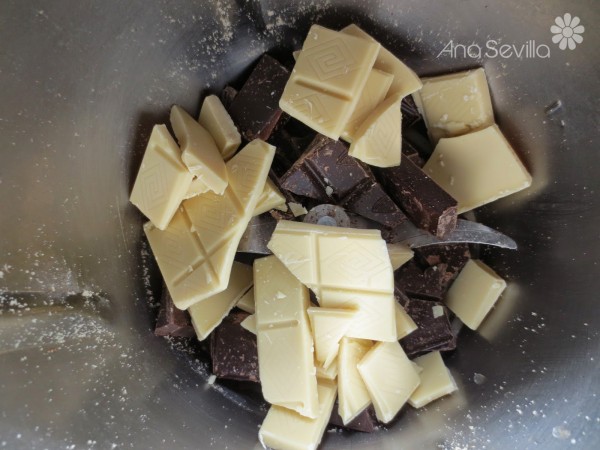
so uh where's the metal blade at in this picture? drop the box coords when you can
[237,214,277,255]
[385,218,518,250]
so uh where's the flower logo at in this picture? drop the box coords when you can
[551,13,584,50]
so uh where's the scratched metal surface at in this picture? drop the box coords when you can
[0,0,598,449]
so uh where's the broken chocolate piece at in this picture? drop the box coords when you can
[280,135,406,228]
[154,286,195,338]
[329,402,378,433]
[342,180,407,227]
[394,260,448,301]
[376,156,458,237]
[268,123,314,179]
[414,244,471,287]
[229,55,289,141]
[396,291,456,357]
[210,310,260,382]
[220,86,238,109]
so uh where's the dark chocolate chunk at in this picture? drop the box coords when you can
[154,286,195,338]
[394,260,448,301]
[401,96,422,130]
[396,291,456,357]
[342,180,408,228]
[329,402,378,433]
[279,134,406,228]
[228,55,289,141]
[401,138,425,167]
[220,86,238,110]
[210,311,260,382]
[403,121,434,160]
[268,124,314,179]
[376,156,458,237]
[414,244,471,287]
[266,170,305,222]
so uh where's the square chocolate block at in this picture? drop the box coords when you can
[229,55,290,141]
[154,286,195,338]
[396,291,456,357]
[376,156,458,237]
[210,310,260,382]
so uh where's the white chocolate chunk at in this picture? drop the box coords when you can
[445,259,507,330]
[432,305,445,318]
[183,176,210,199]
[187,176,285,214]
[307,307,357,369]
[342,69,394,143]
[257,325,317,416]
[315,357,338,381]
[253,178,287,216]
[240,314,256,335]
[318,289,396,342]
[259,379,337,450]
[267,220,397,342]
[130,125,194,230]
[357,341,420,423]
[423,125,532,214]
[288,202,308,217]
[412,68,494,143]
[411,361,423,375]
[349,93,403,167]
[188,262,253,340]
[198,95,241,160]
[341,24,423,98]
[280,25,380,140]
[395,302,417,339]
[236,286,255,314]
[387,243,414,270]
[280,82,355,141]
[409,351,457,408]
[254,255,318,418]
[338,337,373,425]
[144,140,274,310]
[254,256,310,329]
[289,54,393,144]
[170,105,228,194]
[268,221,394,297]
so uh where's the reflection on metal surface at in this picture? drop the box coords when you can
[237,213,277,255]
[478,283,522,343]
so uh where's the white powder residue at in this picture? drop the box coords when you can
[214,0,234,42]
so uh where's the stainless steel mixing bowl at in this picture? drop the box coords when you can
[1,0,598,448]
